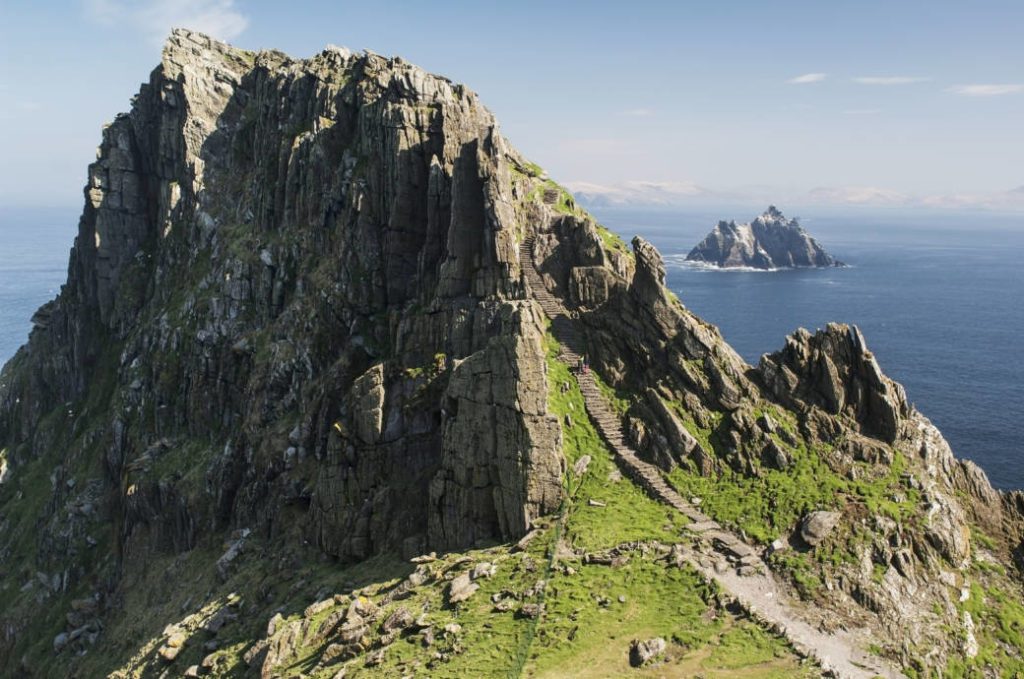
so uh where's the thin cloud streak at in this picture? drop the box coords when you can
[564,179,1024,212]
[947,84,1024,97]
[84,0,249,45]
[787,73,827,84]
[853,76,930,85]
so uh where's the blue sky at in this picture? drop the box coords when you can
[1,0,1022,210]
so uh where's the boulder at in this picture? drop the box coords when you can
[447,573,480,604]
[800,510,841,546]
[382,607,414,633]
[53,633,69,653]
[629,637,667,667]
[471,562,497,580]
[517,603,545,619]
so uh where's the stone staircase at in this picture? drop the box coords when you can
[519,237,902,679]
[521,238,755,555]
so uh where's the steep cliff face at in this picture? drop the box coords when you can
[1,30,1022,678]
[0,30,568,671]
[686,205,844,269]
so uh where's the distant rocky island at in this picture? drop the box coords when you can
[686,206,844,269]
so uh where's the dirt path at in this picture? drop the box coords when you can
[520,238,902,679]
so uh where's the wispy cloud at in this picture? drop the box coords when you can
[564,179,1024,212]
[947,83,1024,97]
[84,0,249,45]
[805,186,910,206]
[852,76,930,85]
[787,73,827,85]
[620,108,654,117]
[565,180,710,207]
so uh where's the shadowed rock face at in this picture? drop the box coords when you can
[686,206,844,269]
[0,29,564,568]
[0,29,1022,678]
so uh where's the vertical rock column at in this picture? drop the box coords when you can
[428,302,564,549]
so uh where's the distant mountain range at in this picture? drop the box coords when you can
[566,180,1024,211]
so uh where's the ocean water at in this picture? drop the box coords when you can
[0,206,1022,489]
[0,207,76,369]
[593,206,1024,490]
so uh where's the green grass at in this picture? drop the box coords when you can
[403,352,447,380]
[951,576,1024,677]
[706,622,795,670]
[141,439,215,490]
[665,407,921,545]
[527,554,781,677]
[596,224,630,257]
[545,335,685,551]
[526,179,580,217]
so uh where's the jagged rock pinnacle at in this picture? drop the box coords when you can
[686,205,844,269]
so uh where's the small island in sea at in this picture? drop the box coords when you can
[686,205,845,269]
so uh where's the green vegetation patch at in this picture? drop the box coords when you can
[666,405,921,545]
[947,576,1024,677]
[596,224,630,257]
[545,335,684,551]
[526,554,805,678]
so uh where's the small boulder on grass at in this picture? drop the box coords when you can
[629,637,666,667]
[447,572,479,605]
[800,510,841,547]
[517,603,545,619]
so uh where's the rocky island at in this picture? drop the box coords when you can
[0,30,1021,678]
[687,206,845,269]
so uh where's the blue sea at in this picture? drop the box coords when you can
[1,206,1022,489]
[0,207,74,370]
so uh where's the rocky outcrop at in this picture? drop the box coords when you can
[686,206,844,269]
[800,510,840,546]
[629,637,666,667]
[759,323,910,442]
[0,29,571,672]
[428,302,564,550]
